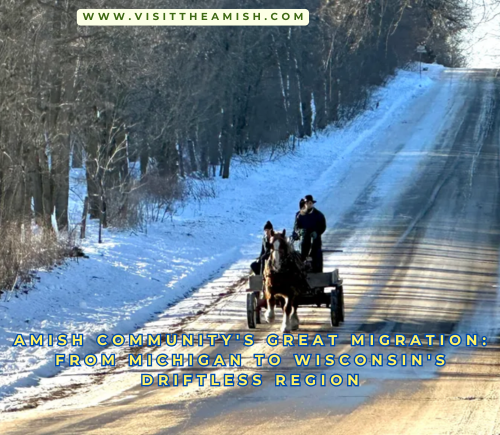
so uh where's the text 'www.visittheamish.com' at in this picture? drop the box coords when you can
[77,9,310,26]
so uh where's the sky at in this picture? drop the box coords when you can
[465,0,500,67]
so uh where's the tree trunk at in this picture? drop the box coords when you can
[71,139,83,168]
[221,103,233,179]
[39,143,54,228]
[187,139,198,173]
[313,76,327,131]
[290,57,304,138]
[300,87,313,138]
[116,129,129,182]
[208,124,219,178]
[157,138,177,178]
[85,136,100,219]
[140,144,149,179]
[53,142,70,231]
[30,142,44,225]
[80,196,88,239]
[47,3,67,230]
[178,140,185,178]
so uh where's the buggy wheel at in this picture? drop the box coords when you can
[254,291,262,324]
[247,292,258,329]
[330,289,339,327]
[339,286,345,323]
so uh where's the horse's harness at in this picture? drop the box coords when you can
[263,238,310,293]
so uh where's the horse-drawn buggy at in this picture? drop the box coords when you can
[246,230,345,332]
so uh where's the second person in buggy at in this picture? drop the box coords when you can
[250,221,274,275]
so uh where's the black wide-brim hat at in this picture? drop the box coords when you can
[304,195,317,203]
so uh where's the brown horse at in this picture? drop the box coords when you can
[263,230,308,333]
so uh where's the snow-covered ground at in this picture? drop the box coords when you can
[0,64,445,409]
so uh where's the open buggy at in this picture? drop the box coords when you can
[245,234,345,330]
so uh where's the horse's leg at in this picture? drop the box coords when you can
[281,296,292,333]
[265,293,276,323]
[291,298,300,331]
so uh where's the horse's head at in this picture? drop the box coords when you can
[268,229,288,272]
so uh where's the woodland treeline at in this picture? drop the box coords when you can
[0,0,469,289]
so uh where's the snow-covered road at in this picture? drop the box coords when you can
[5,65,500,435]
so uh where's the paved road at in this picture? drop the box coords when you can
[3,68,500,434]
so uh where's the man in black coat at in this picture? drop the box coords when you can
[293,195,327,273]
[250,221,274,275]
